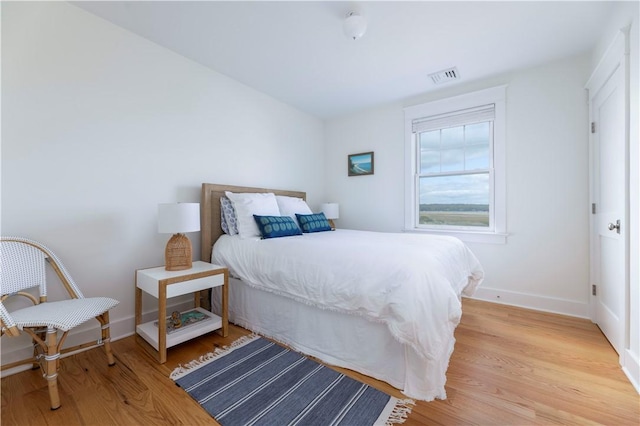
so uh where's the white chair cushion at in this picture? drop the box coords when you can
[10,297,119,332]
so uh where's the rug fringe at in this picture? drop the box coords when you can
[385,398,416,426]
[170,334,258,380]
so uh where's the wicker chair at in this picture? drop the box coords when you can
[0,237,119,410]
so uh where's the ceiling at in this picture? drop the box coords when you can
[72,1,613,119]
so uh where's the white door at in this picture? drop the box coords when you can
[591,63,626,356]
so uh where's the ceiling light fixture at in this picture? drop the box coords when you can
[343,11,367,40]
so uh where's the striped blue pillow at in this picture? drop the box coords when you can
[295,213,332,233]
[253,215,302,239]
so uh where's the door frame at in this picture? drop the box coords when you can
[586,27,630,362]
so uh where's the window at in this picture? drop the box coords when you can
[404,86,507,243]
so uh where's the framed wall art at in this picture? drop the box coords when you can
[348,152,374,176]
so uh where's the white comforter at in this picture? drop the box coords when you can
[213,229,484,364]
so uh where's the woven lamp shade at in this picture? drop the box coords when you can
[158,203,200,271]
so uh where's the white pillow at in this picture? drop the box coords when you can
[276,195,312,221]
[225,191,280,238]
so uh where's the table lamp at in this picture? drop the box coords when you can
[158,202,200,271]
[320,203,339,230]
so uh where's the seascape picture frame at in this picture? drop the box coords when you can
[348,152,374,176]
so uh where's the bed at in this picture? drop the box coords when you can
[201,183,484,401]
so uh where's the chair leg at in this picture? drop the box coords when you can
[99,311,116,366]
[32,330,45,370]
[44,327,61,410]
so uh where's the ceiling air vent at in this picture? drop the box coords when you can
[429,67,460,85]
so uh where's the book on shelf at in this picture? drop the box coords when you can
[154,309,212,334]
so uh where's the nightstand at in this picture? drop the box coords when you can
[134,261,228,363]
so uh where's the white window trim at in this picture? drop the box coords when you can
[403,85,507,244]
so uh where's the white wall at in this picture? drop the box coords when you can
[324,106,405,232]
[2,0,636,389]
[590,1,640,392]
[1,2,325,365]
[325,54,592,317]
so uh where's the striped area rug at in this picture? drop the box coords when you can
[170,335,414,426]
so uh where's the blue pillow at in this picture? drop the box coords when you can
[253,215,302,239]
[295,213,332,233]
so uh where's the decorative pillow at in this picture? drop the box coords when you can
[225,191,280,238]
[275,195,312,221]
[219,197,238,235]
[220,209,229,234]
[253,215,303,239]
[295,212,332,233]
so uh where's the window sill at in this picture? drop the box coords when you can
[402,228,508,244]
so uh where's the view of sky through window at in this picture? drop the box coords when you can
[419,122,491,206]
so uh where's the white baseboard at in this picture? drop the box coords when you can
[471,286,591,319]
[623,349,640,394]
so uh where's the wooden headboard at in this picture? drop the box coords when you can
[200,183,307,262]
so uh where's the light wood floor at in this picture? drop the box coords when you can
[2,299,638,425]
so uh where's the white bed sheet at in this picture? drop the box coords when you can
[211,229,483,400]
[213,277,455,401]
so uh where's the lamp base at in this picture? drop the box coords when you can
[327,219,336,230]
[165,233,192,271]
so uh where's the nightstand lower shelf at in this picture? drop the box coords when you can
[135,261,228,363]
[136,307,222,351]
